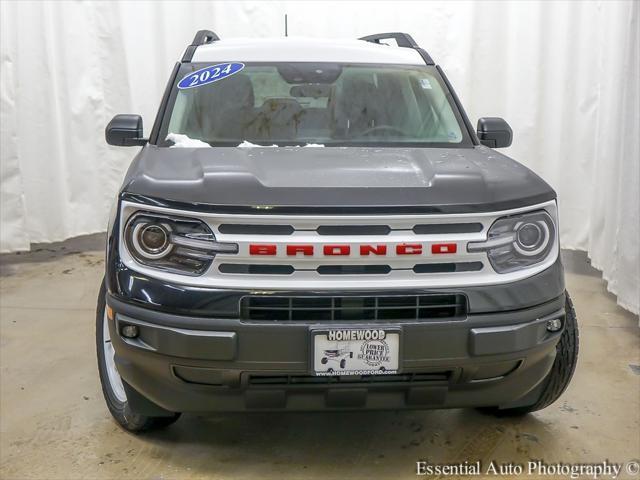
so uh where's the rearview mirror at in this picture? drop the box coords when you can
[105,114,147,146]
[290,84,332,98]
[477,117,512,148]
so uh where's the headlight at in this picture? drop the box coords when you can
[468,210,556,273]
[124,212,238,275]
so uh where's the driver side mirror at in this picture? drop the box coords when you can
[105,114,147,146]
[477,117,512,148]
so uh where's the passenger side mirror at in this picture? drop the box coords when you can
[105,114,147,146]
[476,117,512,148]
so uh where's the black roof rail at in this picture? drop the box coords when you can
[359,32,434,65]
[182,29,220,63]
[360,32,418,48]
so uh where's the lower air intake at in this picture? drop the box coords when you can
[240,294,467,322]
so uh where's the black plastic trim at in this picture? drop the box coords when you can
[436,65,479,146]
[415,48,435,65]
[413,262,483,273]
[359,32,435,65]
[181,46,197,63]
[120,192,556,216]
[316,265,392,275]
[191,29,220,45]
[317,225,391,235]
[218,264,295,275]
[149,62,181,145]
[359,32,419,48]
[106,288,565,332]
[182,29,219,62]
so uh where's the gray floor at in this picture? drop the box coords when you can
[0,236,638,480]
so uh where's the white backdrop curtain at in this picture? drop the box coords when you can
[1,0,638,314]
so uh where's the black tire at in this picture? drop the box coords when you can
[486,291,579,415]
[96,280,180,432]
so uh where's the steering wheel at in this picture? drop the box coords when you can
[360,125,408,137]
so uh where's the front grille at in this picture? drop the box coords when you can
[248,371,451,386]
[213,217,491,281]
[240,294,467,322]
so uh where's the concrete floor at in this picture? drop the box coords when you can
[0,236,638,480]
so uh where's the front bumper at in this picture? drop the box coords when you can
[106,290,566,413]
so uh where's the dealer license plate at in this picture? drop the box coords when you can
[313,328,400,376]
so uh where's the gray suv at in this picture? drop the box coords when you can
[97,31,578,431]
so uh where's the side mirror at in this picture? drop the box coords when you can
[476,117,512,148]
[105,114,147,146]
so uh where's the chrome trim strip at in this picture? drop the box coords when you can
[170,235,239,253]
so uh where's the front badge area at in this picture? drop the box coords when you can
[313,328,400,376]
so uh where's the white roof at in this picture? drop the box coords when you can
[190,37,426,65]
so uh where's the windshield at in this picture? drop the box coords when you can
[161,63,471,147]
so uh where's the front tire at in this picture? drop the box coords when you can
[486,291,579,415]
[96,280,180,432]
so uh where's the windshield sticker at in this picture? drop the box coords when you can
[177,62,245,89]
[419,78,433,89]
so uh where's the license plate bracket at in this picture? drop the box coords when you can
[311,327,400,376]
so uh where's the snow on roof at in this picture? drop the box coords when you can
[190,37,426,65]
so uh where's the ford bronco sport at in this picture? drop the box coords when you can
[97,31,579,431]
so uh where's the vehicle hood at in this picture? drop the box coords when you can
[121,145,556,213]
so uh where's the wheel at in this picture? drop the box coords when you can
[96,279,180,432]
[340,359,346,369]
[321,357,328,365]
[483,291,579,415]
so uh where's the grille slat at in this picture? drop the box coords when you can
[244,304,462,312]
[218,264,294,275]
[248,371,451,385]
[413,262,483,273]
[316,225,392,235]
[412,223,484,234]
[218,224,294,235]
[241,294,467,322]
[317,265,392,275]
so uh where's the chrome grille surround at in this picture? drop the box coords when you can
[118,200,559,289]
